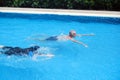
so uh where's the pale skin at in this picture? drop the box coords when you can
[31,31,94,47]
[66,35,88,47]
[66,33,95,47]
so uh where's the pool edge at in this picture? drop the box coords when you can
[0,7,120,18]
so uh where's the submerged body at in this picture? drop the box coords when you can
[0,45,54,57]
[0,45,40,56]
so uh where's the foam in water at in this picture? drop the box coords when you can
[0,46,55,69]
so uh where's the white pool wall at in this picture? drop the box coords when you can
[0,7,120,18]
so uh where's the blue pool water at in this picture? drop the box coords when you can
[0,12,120,80]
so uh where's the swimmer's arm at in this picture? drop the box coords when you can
[70,39,88,47]
[77,33,95,37]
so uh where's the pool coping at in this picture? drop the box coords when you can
[0,7,120,18]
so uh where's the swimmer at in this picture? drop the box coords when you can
[36,30,94,47]
[0,45,53,57]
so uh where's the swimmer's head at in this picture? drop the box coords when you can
[34,46,40,50]
[69,30,76,38]
[29,46,40,51]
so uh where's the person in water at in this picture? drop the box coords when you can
[36,30,94,47]
[0,45,54,57]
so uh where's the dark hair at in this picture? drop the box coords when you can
[34,46,40,50]
[27,46,40,52]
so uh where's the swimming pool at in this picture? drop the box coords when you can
[0,12,120,80]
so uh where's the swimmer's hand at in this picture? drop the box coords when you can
[70,39,88,48]
[78,42,88,47]
[78,42,88,48]
[83,44,88,48]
